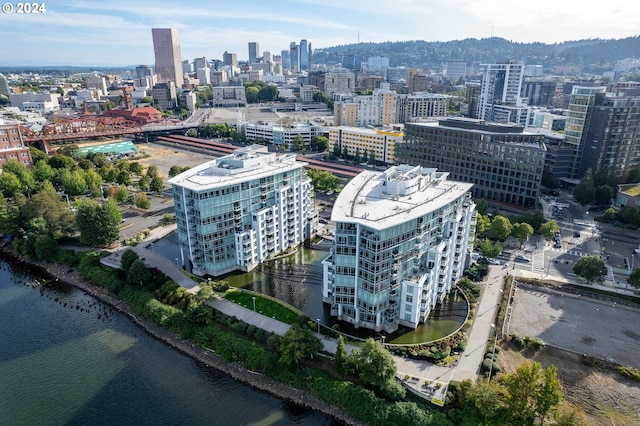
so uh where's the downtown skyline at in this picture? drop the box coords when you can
[1,0,640,66]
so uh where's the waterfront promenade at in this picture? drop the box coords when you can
[99,225,508,404]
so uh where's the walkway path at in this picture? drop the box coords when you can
[98,229,508,405]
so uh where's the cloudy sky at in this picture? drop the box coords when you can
[1,0,638,66]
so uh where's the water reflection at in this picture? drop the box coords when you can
[222,247,469,344]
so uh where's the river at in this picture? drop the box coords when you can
[0,256,336,426]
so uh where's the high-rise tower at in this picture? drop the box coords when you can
[477,61,525,122]
[300,39,309,70]
[151,28,183,86]
[248,42,260,64]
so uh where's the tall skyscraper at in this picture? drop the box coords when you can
[152,28,183,86]
[299,39,309,70]
[289,42,300,73]
[248,42,260,64]
[135,65,154,80]
[281,50,290,72]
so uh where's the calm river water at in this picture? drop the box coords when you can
[0,256,336,426]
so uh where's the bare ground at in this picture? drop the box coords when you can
[499,343,640,426]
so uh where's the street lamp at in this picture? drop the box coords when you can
[381,335,386,346]
[175,257,179,268]
[317,318,321,335]
[252,296,256,312]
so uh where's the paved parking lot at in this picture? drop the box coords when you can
[509,285,640,369]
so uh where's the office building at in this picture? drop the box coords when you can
[211,86,246,107]
[328,125,403,164]
[396,118,546,208]
[396,92,449,123]
[407,69,428,93]
[322,165,476,332]
[248,42,260,64]
[223,51,238,67]
[9,92,60,112]
[299,40,309,70]
[169,145,312,276]
[136,65,154,80]
[0,73,10,96]
[290,42,300,73]
[280,50,290,72]
[194,57,208,70]
[367,57,390,73]
[0,124,33,170]
[151,81,177,110]
[84,73,107,95]
[522,79,557,107]
[446,61,471,82]
[477,61,525,122]
[324,69,355,96]
[334,85,396,126]
[152,28,183,86]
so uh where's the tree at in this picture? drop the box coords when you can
[127,259,151,286]
[502,361,562,425]
[134,193,151,209]
[573,256,607,283]
[511,223,534,248]
[120,249,139,272]
[479,239,502,258]
[291,134,305,152]
[75,198,121,247]
[168,165,189,178]
[476,199,489,215]
[489,215,512,241]
[627,268,640,289]
[116,169,132,186]
[277,324,322,366]
[350,338,397,390]
[146,165,159,179]
[475,214,491,235]
[334,335,349,375]
[185,283,213,324]
[32,160,56,183]
[115,186,129,203]
[49,154,76,170]
[58,169,88,195]
[137,175,151,191]
[22,191,75,239]
[129,162,143,175]
[573,170,595,205]
[150,176,164,192]
[3,160,36,195]
[310,136,329,152]
[539,221,560,239]
[0,171,23,197]
[594,184,614,205]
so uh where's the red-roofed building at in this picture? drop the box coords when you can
[103,106,163,124]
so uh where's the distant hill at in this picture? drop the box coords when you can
[312,36,640,73]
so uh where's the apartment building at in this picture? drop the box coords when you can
[169,145,312,276]
[322,165,476,332]
[0,124,33,170]
[243,121,323,149]
[328,126,403,164]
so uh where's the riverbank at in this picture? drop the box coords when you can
[0,246,363,426]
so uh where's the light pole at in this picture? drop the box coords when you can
[317,318,321,335]
[252,296,256,312]
[381,335,386,346]
[175,257,179,268]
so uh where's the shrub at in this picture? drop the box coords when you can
[530,337,545,349]
[511,333,526,349]
[617,366,640,382]
[246,324,257,337]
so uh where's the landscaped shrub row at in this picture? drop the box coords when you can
[510,333,545,350]
[390,331,468,366]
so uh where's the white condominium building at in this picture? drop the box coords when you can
[169,145,312,277]
[328,125,403,164]
[322,165,476,332]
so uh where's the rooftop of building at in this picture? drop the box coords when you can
[331,165,473,231]
[331,125,404,136]
[408,117,547,142]
[168,144,307,191]
[618,183,640,197]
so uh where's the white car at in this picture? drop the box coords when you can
[487,258,501,265]
[515,255,530,262]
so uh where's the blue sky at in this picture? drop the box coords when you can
[1,0,639,66]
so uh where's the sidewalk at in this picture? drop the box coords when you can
[97,228,503,405]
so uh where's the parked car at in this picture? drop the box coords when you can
[515,255,530,262]
[573,231,581,238]
[326,190,334,196]
[487,258,501,265]
[554,241,562,249]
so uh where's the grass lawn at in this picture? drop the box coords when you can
[224,290,301,325]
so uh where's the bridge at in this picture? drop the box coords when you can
[23,114,200,152]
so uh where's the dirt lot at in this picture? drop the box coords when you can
[499,344,640,426]
[134,143,217,179]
